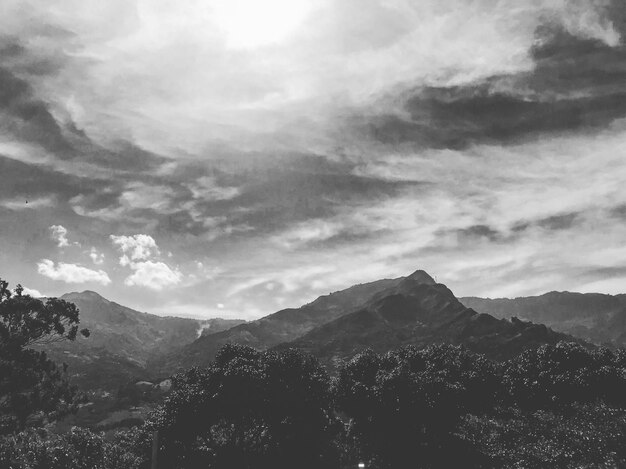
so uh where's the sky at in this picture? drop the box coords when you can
[1,0,625,319]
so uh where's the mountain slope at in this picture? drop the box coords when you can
[162,270,577,373]
[155,277,403,372]
[279,271,576,365]
[461,292,626,346]
[45,291,244,391]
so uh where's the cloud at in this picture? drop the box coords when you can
[110,234,160,265]
[123,260,182,290]
[453,225,503,243]
[187,176,240,201]
[0,58,71,154]
[356,26,626,150]
[0,0,625,318]
[111,233,182,290]
[14,286,43,297]
[49,225,70,247]
[536,213,579,231]
[0,0,621,157]
[0,196,55,211]
[37,259,111,285]
[89,247,105,265]
[272,219,344,249]
[118,182,176,212]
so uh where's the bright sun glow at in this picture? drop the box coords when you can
[212,0,312,49]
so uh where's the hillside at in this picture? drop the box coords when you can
[44,291,245,391]
[279,271,576,366]
[461,292,626,346]
[153,277,403,372]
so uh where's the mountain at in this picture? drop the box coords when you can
[153,277,404,373]
[277,271,576,366]
[44,291,245,391]
[161,270,576,373]
[461,292,626,346]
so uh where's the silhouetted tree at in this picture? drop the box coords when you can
[0,279,89,434]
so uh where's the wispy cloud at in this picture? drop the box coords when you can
[186,176,241,201]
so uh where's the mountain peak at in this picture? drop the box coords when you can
[404,269,436,285]
[62,290,108,302]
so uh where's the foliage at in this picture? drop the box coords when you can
[0,426,150,469]
[334,344,500,468]
[149,344,341,469]
[460,404,626,468]
[503,342,626,409]
[0,279,89,434]
[3,340,626,468]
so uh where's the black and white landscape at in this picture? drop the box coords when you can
[2,1,626,468]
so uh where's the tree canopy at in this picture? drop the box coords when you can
[149,344,340,469]
[0,279,89,434]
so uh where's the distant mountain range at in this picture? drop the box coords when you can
[29,272,624,432]
[43,272,626,392]
[461,292,626,347]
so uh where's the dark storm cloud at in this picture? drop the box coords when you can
[365,25,626,149]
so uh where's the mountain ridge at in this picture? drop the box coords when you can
[158,269,581,373]
[278,272,577,365]
[461,291,626,347]
[151,276,406,373]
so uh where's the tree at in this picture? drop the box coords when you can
[334,345,500,468]
[149,344,341,469]
[503,342,626,410]
[460,404,626,468]
[0,426,150,469]
[0,279,89,434]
